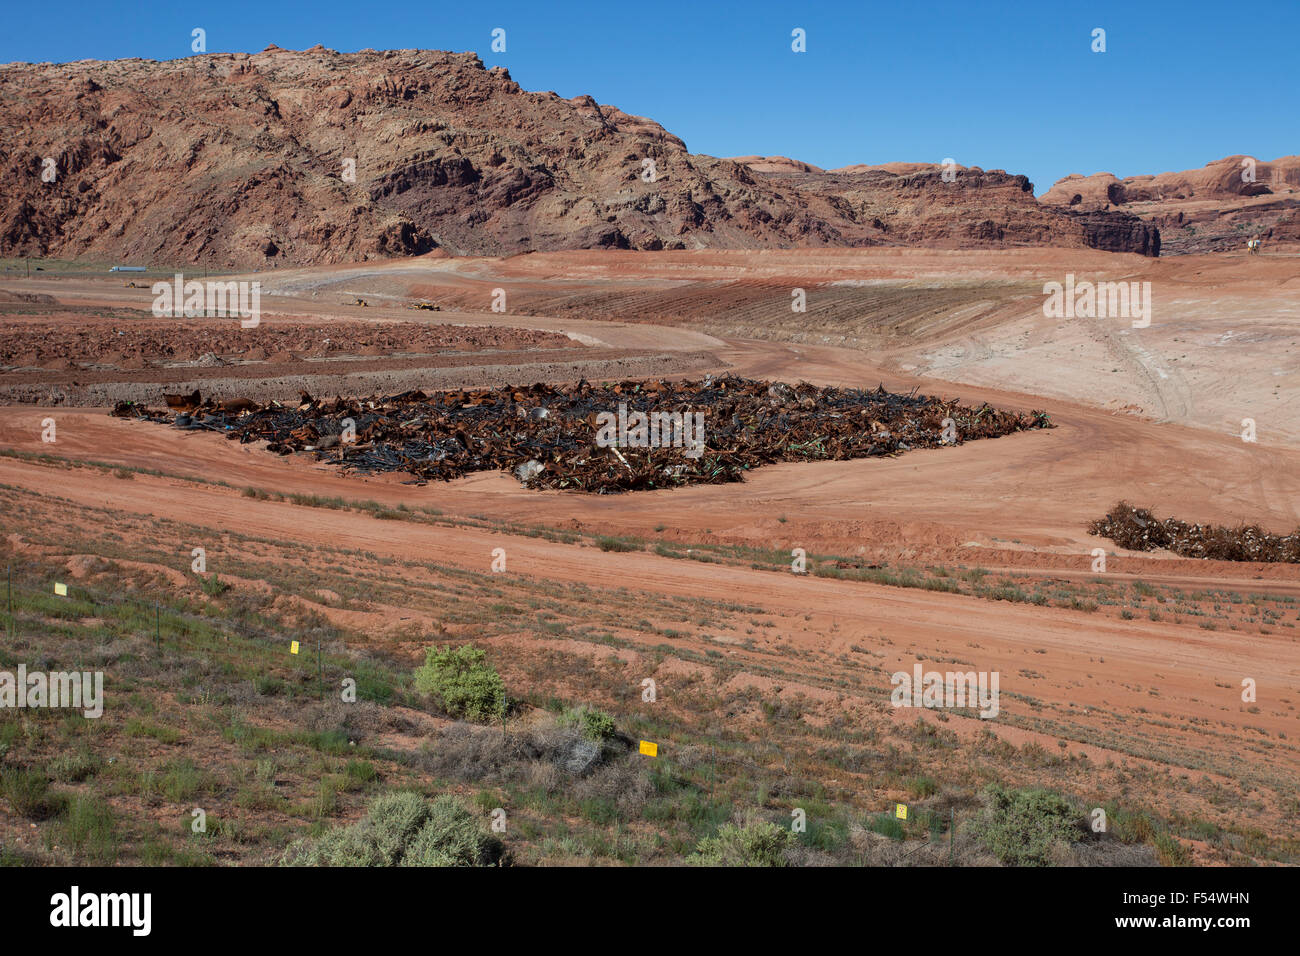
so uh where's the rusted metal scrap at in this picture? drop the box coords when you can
[119,376,1054,494]
[1090,501,1300,563]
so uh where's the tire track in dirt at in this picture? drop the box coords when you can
[1,453,1295,777]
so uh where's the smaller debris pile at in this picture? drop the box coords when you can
[115,375,1053,494]
[1090,501,1300,563]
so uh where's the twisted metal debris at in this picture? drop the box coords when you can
[115,375,1053,493]
[1090,501,1300,563]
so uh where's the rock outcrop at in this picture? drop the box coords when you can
[1,45,1161,266]
[1041,155,1300,254]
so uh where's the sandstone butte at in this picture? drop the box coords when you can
[4,44,1287,268]
[1038,155,1300,254]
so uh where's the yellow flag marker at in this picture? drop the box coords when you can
[54,582,68,597]
[639,740,658,757]
[290,640,300,655]
[895,803,908,820]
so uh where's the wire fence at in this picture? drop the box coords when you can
[5,558,980,864]
[654,740,974,865]
[2,559,339,701]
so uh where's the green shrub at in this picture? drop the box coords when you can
[906,775,938,798]
[48,751,101,783]
[1154,832,1191,866]
[1111,806,1157,844]
[414,645,506,721]
[365,791,434,863]
[160,758,212,802]
[970,785,1084,866]
[344,760,377,788]
[800,816,850,851]
[281,791,502,867]
[124,718,181,745]
[1108,804,1190,865]
[581,709,616,741]
[200,573,229,597]
[579,797,618,825]
[253,675,285,697]
[866,814,905,840]
[0,767,65,820]
[0,845,31,866]
[55,795,118,863]
[312,777,342,819]
[401,796,501,867]
[694,821,796,867]
[296,819,385,866]
[559,705,616,742]
[596,536,639,553]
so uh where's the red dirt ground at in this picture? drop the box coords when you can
[1,249,1296,855]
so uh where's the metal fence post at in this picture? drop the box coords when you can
[950,809,955,865]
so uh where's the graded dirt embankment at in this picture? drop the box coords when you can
[6,248,1297,442]
[1,396,1297,857]
[1,248,1296,860]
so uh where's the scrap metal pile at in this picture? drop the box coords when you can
[114,375,1053,493]
[1091,501,1300,563]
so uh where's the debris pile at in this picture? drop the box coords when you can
[1090,501,1300,563]
[115,376,1053,493]
[0,321,574,369]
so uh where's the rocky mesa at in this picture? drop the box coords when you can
[1041,155,1300,254]
[2,45,1160,267]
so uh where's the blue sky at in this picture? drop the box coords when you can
[4,0,1293,194]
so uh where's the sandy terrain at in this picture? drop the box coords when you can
[10,246,1297,440]
[1,247,1296,860]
